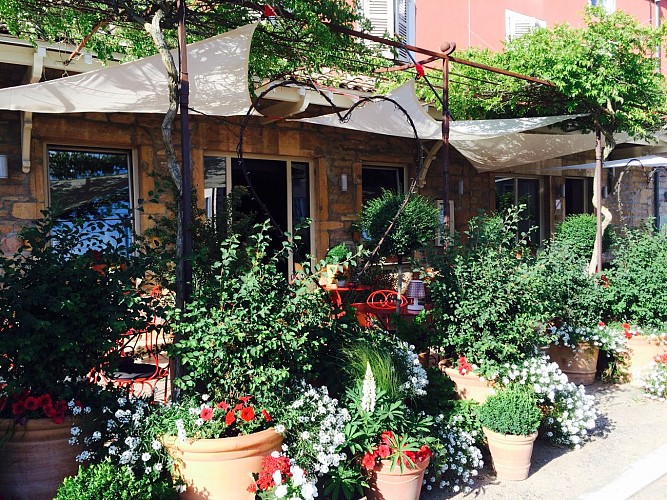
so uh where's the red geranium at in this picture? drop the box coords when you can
[361,452,377,470]
[362,431,431,471]
[200,407,214,421]
[458,355,473,375]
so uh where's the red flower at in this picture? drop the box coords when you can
[43,404,56,418]
[54,400,67,414]
[417,445,432,462]
[240,407,255,422]
[216,401,229,411]
[598,321,605,328]
[622,323,631,330]
[402,450,417,466]
[624,331,633,339]
[238,396,252,403]
[24,396,39,412]
[225,411,236,426]
[39,394,52,408]
[200,407,214,421]
[247,482,257,493]
[380,431,394,445]
[361,451,377,470]
[11,400,25,416]
[458,356,473,375]
[261,409,272,422]
[52,414,65,425]
[377,444,391,459]
[234,403,244,411]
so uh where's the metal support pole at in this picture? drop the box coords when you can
[441,57,451,239]
[595,127,603,273]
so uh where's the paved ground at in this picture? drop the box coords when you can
[423,383,667,500]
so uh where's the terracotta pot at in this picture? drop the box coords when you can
[442,366,495,403]
[548,342,599,385]
[365,456,430,500]
[627,335,667,385]
[482,427,537,481]
[0,417,82,499]
[164,427,283,500]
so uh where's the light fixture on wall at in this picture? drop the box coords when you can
[602,186,609,199]
[0,155,8,179]
[457,179,464,196]
[340,173,348,192]
[560,184,566,198]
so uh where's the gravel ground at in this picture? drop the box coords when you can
[422,383,667,500]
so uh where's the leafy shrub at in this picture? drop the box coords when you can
[554,214,613,261]
[477,386,541,436]
[429,208,550,372]
[0,212,151,406]
[326,243,350,263]
[56,461,176,500]
[534,242,607,328]
[358,190,440,257]
[168,222,333,402]
[604,222,667,327]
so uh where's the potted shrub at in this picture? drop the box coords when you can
[429,207,550,385]
[0,214,150,498]
[152,222,335,498]
[358,190,439,311]
[321,243,351,287]
[477,386,542,481]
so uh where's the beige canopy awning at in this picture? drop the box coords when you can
[0,23,256,115]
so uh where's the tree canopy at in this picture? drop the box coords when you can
[0,0,379,81]
[379,7,667,146]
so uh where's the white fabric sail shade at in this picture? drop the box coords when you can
[0,23,256,115]
[0,23,599,171]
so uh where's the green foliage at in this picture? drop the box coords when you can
[339,343,404,403]
[393,309,431,354]
[56,461,177,500]
[0,0,377,82]
[326,243,350,263]
[168,222,333,401]
[412,367,459,418]
[380,7,667,145]
[429,207,550,371]
[604,222,667,327]
[0,212,152,405]
[477,386,542,436]
[554,214,613,261]
[358,190,440,257]
[534,242,607,328]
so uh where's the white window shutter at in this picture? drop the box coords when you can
[505,9,546,41]
[395,0,415,62]
[362,0,395,58]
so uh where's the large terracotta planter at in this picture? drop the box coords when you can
[483,427,537,481]
[365,456,430,500]
[164,427,283,500]
[627,335,667,385]
[0,417,81,499]
[442,366,495,403]
[549,342,599,385]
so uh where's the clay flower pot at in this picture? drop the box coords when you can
[483,427,537,481]
[0,417,82,499]
[365,456,430,500]
[442,366,495,403]
[549,342,599,385]
[626,335,667,385]
[163,427,283,500]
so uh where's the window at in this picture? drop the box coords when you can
[362,165,405,205]
[204,155,312,273]
[495,176,543,244]
[589,0,615,13]
[360,0,415,61]
[48,148,133,251]
[565,177,594,216]
[505,10,546,41]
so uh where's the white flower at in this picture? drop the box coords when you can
[301,482,318,500]
[275,424,286,434]
[70,426,81,436]
[201,394,210,401]
[274,484,288,498]
[142,452,152,462]
[361,362,376,414]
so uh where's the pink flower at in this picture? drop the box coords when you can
[377,444,391,459]
[200,407,214,421]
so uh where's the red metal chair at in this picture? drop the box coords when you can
[97,315,170,402]
[360,289,409,330]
